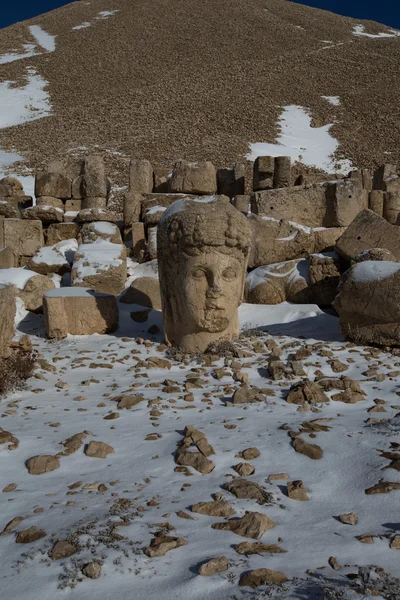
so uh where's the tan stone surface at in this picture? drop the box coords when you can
[0,285,16,357]
[22,206,64,224]
[43,288,119,338]
[169,161,217,194]
[0,247,17,269]
[71,243,127,295]
[35,171,72,200]
[36,196,64,208]
[4,219,43,257]
[333,261,400,346]
[124,191,142,226]
[78,221,122,244]
[121,275,161,309]
[128,158,153,194]
[158,196,251,352]
[20,273,55,312]
[336,209,400,261]
[46,223,80,246]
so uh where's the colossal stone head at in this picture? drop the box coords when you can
[157,196,251,352]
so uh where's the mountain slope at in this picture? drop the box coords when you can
[0,0,400,182]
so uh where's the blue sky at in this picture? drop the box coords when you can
[0,0,399,29]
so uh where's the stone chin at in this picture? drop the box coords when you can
[198,309,230,333]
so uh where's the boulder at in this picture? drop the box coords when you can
[336,209,400,261]
[253,156,274,191]
[325,179,368,227]
[0,268,54,312]
[78,221,122,245]
[143,206,167,228]
[22,206,64,224]
[71,242,127,295]
[46,223,80,246]
[120,275,161,309]
[217,164,245,198]
[239,568,288,587]
[28,240,77,275]
[169,160,216,194]
[43,287,119,338]
[45,157,84,181]
[4,219,44,256]
[72,155,108,199]
[0,285,16,357]
[141,193,194,215]
[333,261,400,346]
[35,172,71,200]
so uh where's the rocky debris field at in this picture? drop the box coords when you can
[1,302,400,599]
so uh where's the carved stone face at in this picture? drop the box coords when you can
[180,250,244,333]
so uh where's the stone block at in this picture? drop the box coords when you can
[124,191,142,226]
[120,276,161,309]
[78,222,122,245]
[129,158,153,194]
[76,208,117,223]
[141,193,193,216]
[0,215,3,247]
[169,160,216,194]
[71,242,127,295]
[153,167,170,193]
[231,195,250,214]
[273,156,291,188]
[217,164,245,198]
[0,177,24,197]
[4,219,44,257]
[251,185,327,227]
[336,209,400,261]
[81,197,107,210]
[46,223,80,246]
[0,247,17,269]
[35,172,72,200]
[373,164,398,190]
[65,199,82,212]
[0,201,19,218]
[22,206,64,224]
[253,156,274,191]
[325,179,368,227]
[43,288,118,339]
[131,222,146,261]
[36,196,64,208]
[369,190,384,216]
[0,284,16,356]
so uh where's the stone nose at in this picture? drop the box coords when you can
[206,281,222,297]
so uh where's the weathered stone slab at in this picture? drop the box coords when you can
[0,284,16,357]
[4,219,43,257]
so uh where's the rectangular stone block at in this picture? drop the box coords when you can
[4,218,44,257]
[65,199,82,212]
[141,193,194,215]
[131,222,146,261]
[129,159,153,194]
[231,195,250,214]
[369,190,384,216]
[273,156,291,188]
[0,284,16,356]
[324,179,368,227]
[43,288,118,339]
[336,209,400,261]
[253,156,274,191]
[0,216,4,247]
[251,185,327,227]
[45,223,80,246]
[124,191,142,226]
[0,247,17,269]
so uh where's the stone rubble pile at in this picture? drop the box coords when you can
[1,152,400,347]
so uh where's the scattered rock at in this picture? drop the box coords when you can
[339,512,358,526]
[292,437,323,460]
[1,516,24,536]
[365,481,400,495]
[82,562,102,578]
[287,480,308,501]
[236,447,260,460]
[191,500,235,518]
[212,511,276,539]
[144,531,187,557]
[26,455,60,475]
[239,568,288,587]
[233,462,255,477]
[234,541,287,555]
[232,386,266,404]
[15,527,46,543]
[198,556,229,576]
[50,540,78,560]
[85,441,115,459]
[286,380,328,405]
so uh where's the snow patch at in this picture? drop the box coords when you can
[322,95,341,106]
[352,261,400,283]
[28,25,56,52]
[0,44,38,65]
[247,105,352,174]
[0,268,38,290]
[0,68,52,128]
[352,24,400,39]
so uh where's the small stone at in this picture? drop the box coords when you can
[144,532,187,557]
[15,526,46,543]
[236,447,260,460]
[357,534,374,544]
[328,556,340,571]
[234,542,287,555]
[268,473,289,481]
[198,556,229,576]
[212,511,275,539]
[390,536,400,549]
[233,462,255,477]
[292,437,323,460]
[1,516,24,536]
[191,500,235,518]
[223,478,270,503]
[287,480,308,501]
[239,568,288,587]
[50,540,78,560]
[82,562,102,579]
[339,512,358,526]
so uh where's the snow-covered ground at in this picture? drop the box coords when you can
[0,301,399,599]
[247,105,353,175]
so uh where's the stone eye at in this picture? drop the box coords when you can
[223,268,237,280]
[192,268,206,279]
